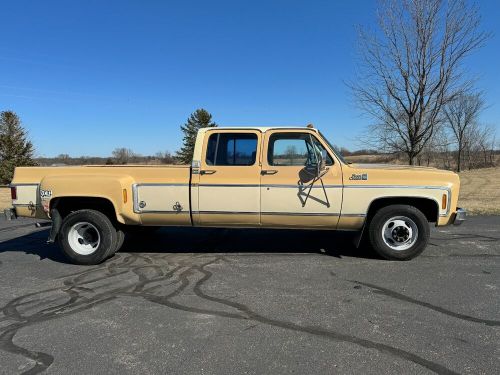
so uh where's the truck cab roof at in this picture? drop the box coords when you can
[198,126,319,134]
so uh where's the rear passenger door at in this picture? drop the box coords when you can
[195,130,261,226]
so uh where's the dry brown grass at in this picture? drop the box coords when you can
[458,167,500,215]
[1,167,497,215]
[0,187,11,211]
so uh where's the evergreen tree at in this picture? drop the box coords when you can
[176,109,217,164]
[0,111,37,184]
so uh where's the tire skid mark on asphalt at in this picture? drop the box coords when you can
[350,280,500,327]
[0,253,461,375]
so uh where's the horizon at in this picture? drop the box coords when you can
[1,0,499,158]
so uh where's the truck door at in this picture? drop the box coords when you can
[260,129,343,228]
[196,129,261,226]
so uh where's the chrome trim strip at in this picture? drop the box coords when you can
[261,212,340,217]
[133,183,190,187]
[194,211,340,216]
[198,184,260,188]
[132,184,140,213]
[340,213,367,217]
[197,183,343,189]
[139,210,189,214]
[9,183,39,187]
[263,184,343,189]
[344,184,450,191]
[194,211,259,215]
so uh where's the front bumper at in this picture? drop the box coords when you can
[453,208,466,225]
[3,208,17,220]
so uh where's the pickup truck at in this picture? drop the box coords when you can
[6,125,465,264]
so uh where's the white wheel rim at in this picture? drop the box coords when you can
[381,216,418,251]
[68,222,101,255]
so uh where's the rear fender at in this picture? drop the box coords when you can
[40,174,140,225]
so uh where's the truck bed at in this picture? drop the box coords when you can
[10,165,192,225]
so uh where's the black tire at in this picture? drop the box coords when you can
[368,204,430,260]
[58,209,118,265]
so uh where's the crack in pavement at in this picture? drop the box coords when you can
[0,252,474,375]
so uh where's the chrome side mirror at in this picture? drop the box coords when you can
[320,149,327,171]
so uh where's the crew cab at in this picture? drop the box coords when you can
[6,126,466,264]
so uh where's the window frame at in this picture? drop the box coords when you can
[267,132,334,167]
[205,132,259,167]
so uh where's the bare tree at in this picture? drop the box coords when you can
[462,122,495,169]
[112,148,135,165]
[443,92,484,171]
[418,125,452,167]
[155,151,175,164]
[351,0,490,165]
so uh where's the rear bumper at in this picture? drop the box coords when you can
[3,208,17,221]
[452,208,466,225]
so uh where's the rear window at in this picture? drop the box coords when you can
[206,133,258,166]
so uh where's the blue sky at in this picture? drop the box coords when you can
[1,0,499,157]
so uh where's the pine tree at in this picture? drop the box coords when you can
[0,111,37,184]
[176,109,217,164]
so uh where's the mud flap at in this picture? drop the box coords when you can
[47,208,62,243]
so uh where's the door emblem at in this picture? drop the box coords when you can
[349,173,368,181]
[172,202,183,212]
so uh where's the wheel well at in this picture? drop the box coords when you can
[50,197,117,222]
[366,197,439,223]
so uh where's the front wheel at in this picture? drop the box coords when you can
[58,209,118,265]
[368,205,430,260]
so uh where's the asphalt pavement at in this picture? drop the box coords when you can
[0,216,499,374]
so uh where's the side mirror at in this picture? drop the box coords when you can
[320,149,327,171]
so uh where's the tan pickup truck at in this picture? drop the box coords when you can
[6,126,465,264]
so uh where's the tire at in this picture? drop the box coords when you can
[368,204,430,260]
[58,209,118,265]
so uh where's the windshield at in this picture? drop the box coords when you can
[318,131,349,165]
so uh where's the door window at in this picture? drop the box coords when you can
[268,133,333,166]
[206,133,258,166]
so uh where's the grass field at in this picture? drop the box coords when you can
[0,167,497,215]
[457,167,500,215]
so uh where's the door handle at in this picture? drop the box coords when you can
[261,170,278,175]
[200,170,216,175]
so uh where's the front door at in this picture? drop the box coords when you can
[196,129,261,226]
[260,130,343,228]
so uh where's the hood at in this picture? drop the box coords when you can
[343,163,459,186]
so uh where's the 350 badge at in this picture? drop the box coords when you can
[40,189,52,199]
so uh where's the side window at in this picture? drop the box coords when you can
[268,133,333,166]
[206,133,258,166]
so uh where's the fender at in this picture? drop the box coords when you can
[40,174,140,225]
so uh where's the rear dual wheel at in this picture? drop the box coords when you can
[58,209,123,265]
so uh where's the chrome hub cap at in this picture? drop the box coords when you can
[381,216,418,251]
[68,222,100,255]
